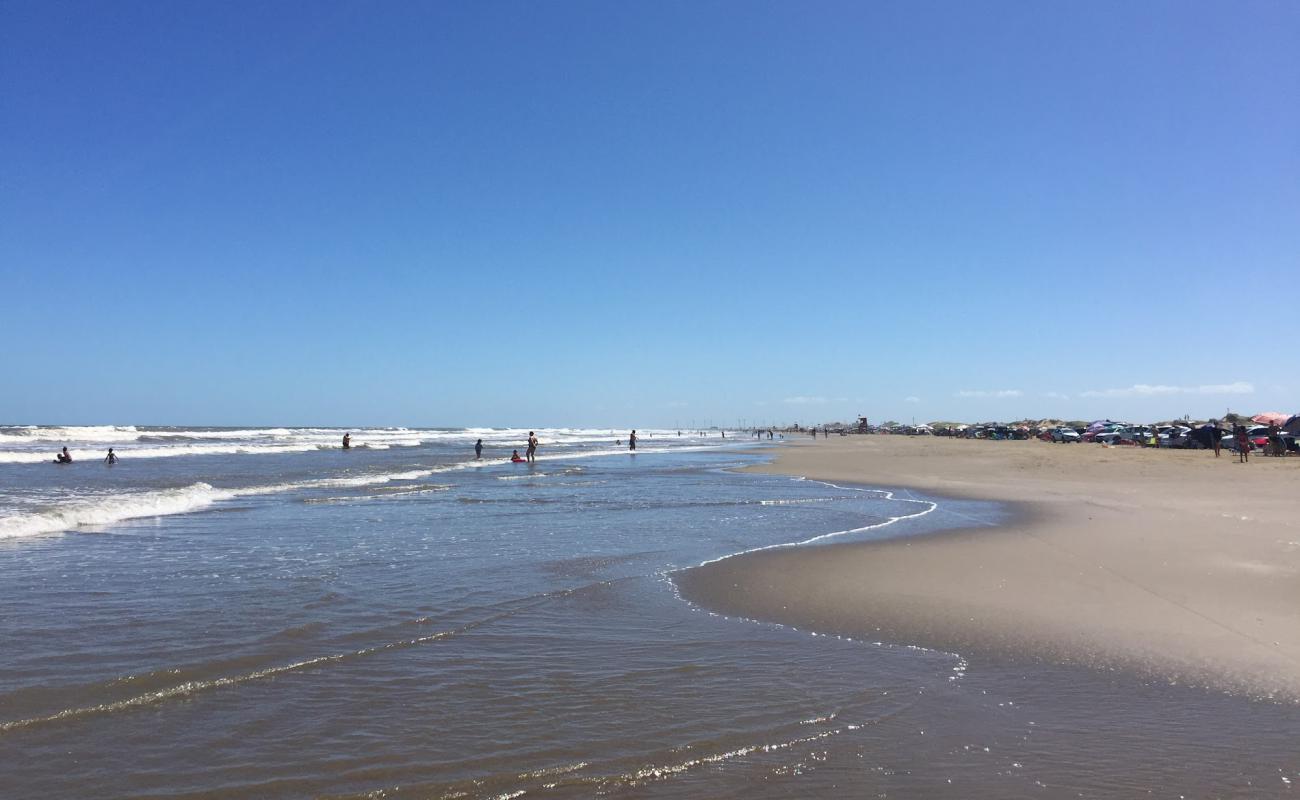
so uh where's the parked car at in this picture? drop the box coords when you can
[1121,426,1154,445]
[1223,426,1271,452]
[1084,423,1126,443]
[1096,428,1141,445]
[1246,426,1272,450]
[1158,426,1197,448]
[1050,427,1081,443]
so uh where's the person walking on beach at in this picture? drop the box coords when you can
[1235,425,1250,463]
[629,430,637,451]
[342,433,351,450]
[474,439,483,459]
[526,431,538,463]
[104,448,117,465]
[1210,420,1222,458]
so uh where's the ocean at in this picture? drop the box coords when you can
[1,426,1295,798]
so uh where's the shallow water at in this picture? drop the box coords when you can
[1,429,1296,797]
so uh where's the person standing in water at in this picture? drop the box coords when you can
[628,430,637,451]
[55,447,72,463]
[342,433,351,450]
[526,431,538,463]
[474,438,483,459]
[104,448,117,465]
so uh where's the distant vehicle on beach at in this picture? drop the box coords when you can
[1158,426,1198,448]
[1222,426,1271,452]
[1096,427,1145,446]
[1050,427,1081,443]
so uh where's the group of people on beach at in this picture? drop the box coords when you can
[500,430,641,464]
[1164,419,1291,463]
[503,432,538,463]
[53,428,656,469]
[52,446,117,465]
[1210,421,1288,463]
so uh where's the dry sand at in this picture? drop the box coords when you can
[676,436,1300,699]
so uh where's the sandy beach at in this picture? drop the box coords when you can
[677,436,1300,699]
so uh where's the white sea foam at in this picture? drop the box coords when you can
[0,425,142,442]
[0,465,447,539]
[0,426,699,462]
[693,479,938,567]
[0,435,734,538]
[0,443,328,464]
[0,483,234,540]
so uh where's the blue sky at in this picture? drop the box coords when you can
[3,1,1296,427]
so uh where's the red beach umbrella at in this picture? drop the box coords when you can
[1250,412,1288,426]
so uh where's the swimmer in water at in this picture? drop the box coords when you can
[629,430,637,451]
[55,447,72,464]
[511,449,525,463]
[104,448,117,465]
[342,433,351,450]
[475,439,483,459]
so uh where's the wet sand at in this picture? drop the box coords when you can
[677,436,1300,699]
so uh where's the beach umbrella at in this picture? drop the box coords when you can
[1250,412,1288,426]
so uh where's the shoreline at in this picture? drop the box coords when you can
[675,436,1300,700]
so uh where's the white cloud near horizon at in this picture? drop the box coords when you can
[904,396,921,404]
[1043,391,1070,400]
[955,389,1023,398]
[783,396,848,405]
[1080,382,1254,399]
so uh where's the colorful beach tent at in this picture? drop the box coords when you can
[1250,412,1289,426]
[1189,425,1219,448]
